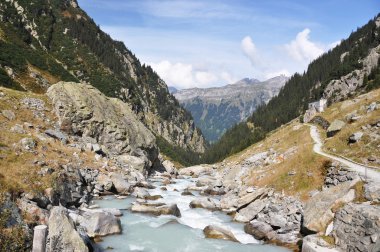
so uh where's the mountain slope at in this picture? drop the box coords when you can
[0,0,206,154]
[202,14,380,164]
[174,76,288,142]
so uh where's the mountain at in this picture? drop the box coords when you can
[174,75,288,142]
[0,0,206,155]
[168,86,178,94]
[202,14,380,164]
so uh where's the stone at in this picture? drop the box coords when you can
[71,211,121,237]
[17,198,49,225]
[236,187,272,209]
[46,207,88,252]
[178,165,213,177]
[162,160,177,175]
[132,187,150,199]
[348,132,364,143]
[19,138,37,151]
[131,203,181,217]
[21,97,45,111]
[45,129,68,143]
[116,155,147,173]
[203,225,238,242]
[1,110,15,120]
[302,235,339,252]
[303,180,358,234]
[96,174,113,192]
[189,198,219,211]
[327,120,345,137]
[10,124,26,134]
[244,220,274,241]
[234,199,267,222]
[364,182,380,202]
[332,203,380,252]
[110,172,131,194]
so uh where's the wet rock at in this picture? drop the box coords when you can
[71,211,122,237]
[189,198,219,211]
[244,220,275,241]
[203,225,238,242]
[181,191,194,196]
[131,203,181,217]
[332,203,380,252]
[46,206,89,252]
[2,110,15,120]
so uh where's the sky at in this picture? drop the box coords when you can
[77,0,379,89]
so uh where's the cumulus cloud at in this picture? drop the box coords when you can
[241,36,259,65]
[285,28,324,62]
[150,60,232,89]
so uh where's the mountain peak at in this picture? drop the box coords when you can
[233,78,261,86]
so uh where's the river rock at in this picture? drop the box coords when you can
[47,82,158,172]
[162,160,177,175]
[81,207,123,217]
[131,203,181,217]
[132,187,150,199]
[236,187,273,209]
[303,179,358,234]
[196,176,216,187]
[234,199,267,222]
[244,220,275,241]
[72,211,122,237]
[189,198,219,211]
[203,225,238,242]
[332,203,380,252]
[178,165,213,177]
[110,172,131,195]
[47,206,89,252]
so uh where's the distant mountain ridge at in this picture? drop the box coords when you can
[174,75,289,142]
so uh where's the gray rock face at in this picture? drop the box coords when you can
[236,187,273,209]
[47,207,88,252]
[47,82,159,172]
[364,182,380,202]
[324,163,358,188]
[303,179,358,234]
[234,199,267,222]
[327,120,345,137]
[203,225,238,242]
[332,203,380,252]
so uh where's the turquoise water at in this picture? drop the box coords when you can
[93,177,290,252]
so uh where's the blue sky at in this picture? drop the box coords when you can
[77,0,379,89]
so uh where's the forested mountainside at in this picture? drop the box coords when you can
[174,76,288,143]
[0,0,206,154]
[201,14,380,164]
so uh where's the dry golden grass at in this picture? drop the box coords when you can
[320,88,380,167]
[0,87,101,197]
[223,121,328,201]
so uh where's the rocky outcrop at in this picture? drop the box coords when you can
[46,207,88,252]
[47,82,159,173]
[332,203,380,252]
[324,162,358,188]
[203,225,238,242]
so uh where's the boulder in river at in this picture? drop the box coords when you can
[110,172,131,195]
[203,225,238,242]
[178,165,213,177]
[189,198,219,211]
[71,211,122,237]
[244,220,275,241]
[131,203,181,217]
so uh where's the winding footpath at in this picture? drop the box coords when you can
[308,125,380,182]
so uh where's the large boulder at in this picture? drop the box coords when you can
[234,199,267,222]
[327,120,345,137]
[303,179,358,234]
[244,220,275,241]
[302,235,340,252]
[189,198,219,211]
[70,211,121,237]
[109,172,131,195]
[332,203,380,252]
[203,225,238,242]
[178,165,213,177]
[364,182,380,202]
[236,187,273,209]
[131,203,181,217]
[47,207,88,252]
[47,82,159,172]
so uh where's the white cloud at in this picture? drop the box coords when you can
[285,28,324,62]
[150,60,231,89]
[220,71,237,84]
[241,36,259,65]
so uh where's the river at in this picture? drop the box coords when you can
[93,176,290,252]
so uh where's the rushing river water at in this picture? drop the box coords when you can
[93,177,290,252]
